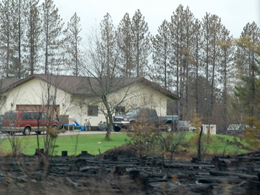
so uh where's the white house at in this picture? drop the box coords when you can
[0,74,179,127]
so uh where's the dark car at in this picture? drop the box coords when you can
[113,108,158,132]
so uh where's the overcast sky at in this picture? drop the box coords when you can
[53,0,260,39]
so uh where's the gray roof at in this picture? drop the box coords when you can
[1,74,179,100]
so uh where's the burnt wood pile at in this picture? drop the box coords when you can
[0,151,260,194]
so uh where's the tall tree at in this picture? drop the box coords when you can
[64,12,82,76]
[41,0,64,74]
[217,26,234,131]
[180,6,198,119]
[168,5,199,119]
[10,0,24,78]
[99,13,118,76]
[0,0,14,77]
[235,22,260,117]
[25,0,42,75]
[117,13,134,77]
[201,13,222,120]
[84,13,122,140]
[131,9,151,77]
[191,19,202,114]
[169,5,184,118]
[151,20,172,89]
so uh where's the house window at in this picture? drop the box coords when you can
[115,106,125,115]
[88,106,98,116]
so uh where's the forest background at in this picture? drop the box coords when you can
[0,0,259,134]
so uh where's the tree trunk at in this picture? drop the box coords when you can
[197,125,203,161]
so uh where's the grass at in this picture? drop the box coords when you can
[182,132,252,155]
[0,133,129,156]
[0,132,254,157]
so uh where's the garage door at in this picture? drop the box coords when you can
[16,105,60,117]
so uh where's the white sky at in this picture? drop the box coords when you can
[53,0,260,39]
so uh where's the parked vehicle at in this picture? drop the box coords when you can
[177,120,196,132]
[227,124,248,135]
[1,111,59,135]
[113,108,159,132]
[159,115,178,131]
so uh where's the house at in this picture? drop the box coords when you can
[0,74,179,127]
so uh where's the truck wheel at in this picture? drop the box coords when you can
[114,126,120,132]
[23,127,31,135]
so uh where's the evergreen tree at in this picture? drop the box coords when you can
[25,0,42,75]
[201,13,222,120]
[217,26,234,131]
[131,9,151,77]
[191,19,202,114]
[168,5,199,119]
[151,20,172,89]
[117,13,134,77]
[0,0,13,77]
[99,13,118,76]
[63,12,82,76]
[41,0,64,74]
[169,5,185,118]
[235,22,260,117]
[10,0,27,78]
[180,6,198,119]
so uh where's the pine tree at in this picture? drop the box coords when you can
[117,13,134,77]
[235,22,260,117]
[99,13,118,76]
[0,0,12,77]
[25,0,42,75]
[41,0,64,74]
[131,9,151,77]
[181,6,198,119]
[201,13,222,120]
[217,26,234,132]
[168,5,185,119]
[10,0,24,78]
[191,19,202,114]
[151,20,171,89]
[168,5,199,119]
[63,12,82,76]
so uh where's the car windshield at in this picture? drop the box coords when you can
[126,109,139,116]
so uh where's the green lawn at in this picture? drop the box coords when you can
[0,133,129,156]
[182,133,252,155]
[0,132,253,156]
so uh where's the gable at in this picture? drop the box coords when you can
[1,78,71,113]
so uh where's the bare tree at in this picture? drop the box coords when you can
[84,14,131,140]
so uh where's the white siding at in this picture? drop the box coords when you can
[1,78,175,127]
